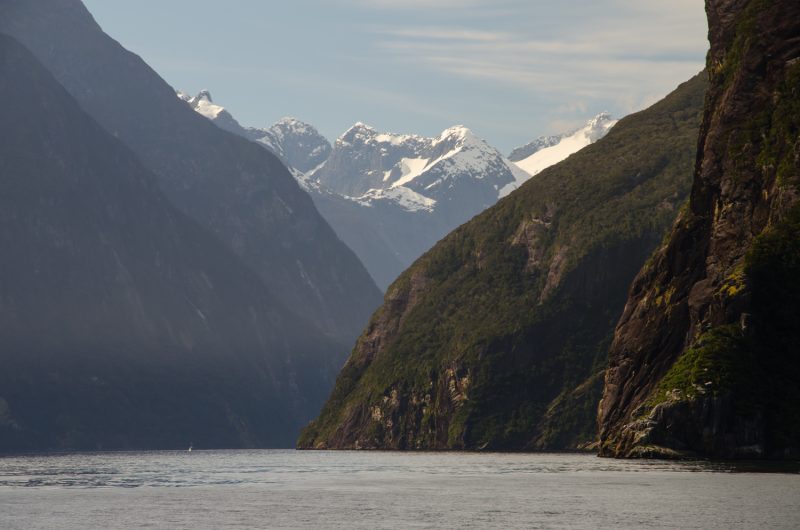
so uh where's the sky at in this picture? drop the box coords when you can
[82,0,708,153]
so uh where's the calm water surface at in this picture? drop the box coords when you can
[0,450,798,529]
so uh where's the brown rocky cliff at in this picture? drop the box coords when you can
[598,0,800,459]
[298,74,707,451]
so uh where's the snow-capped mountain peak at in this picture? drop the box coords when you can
[315,122,515,204]
[177,89,239,129]
[176,88,621,290]
[247,117,332,174]
[180,90,225,119]
[584,112,615,141]
[504,113,617,194]
[435,125,486,152]
[274,116,315,132]
[439,124,471,140]
[338,122,377,145]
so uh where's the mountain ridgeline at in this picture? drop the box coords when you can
[598,0,800,459]
[0,34,341,451]
[0,0,382,344]
[178,91,615,290]
[298,73,707,450]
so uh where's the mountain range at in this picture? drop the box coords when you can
[300,0,800,459]
[298,72,706,450]
[2,0,794,460]
[177,90,616,289]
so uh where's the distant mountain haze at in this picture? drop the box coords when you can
[177,90,615,289]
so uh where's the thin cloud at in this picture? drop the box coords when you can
[369,0,707,123]
[378,27,509,42]
[343,0,491,9]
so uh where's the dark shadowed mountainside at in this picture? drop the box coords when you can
[298,73,707,450]
[0,0,382,344]
[598,0,800,460]
[0,33,342,452]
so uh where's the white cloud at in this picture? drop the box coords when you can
[369,1,707,123]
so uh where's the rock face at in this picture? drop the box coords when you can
[0,0,382,344]
[247,117,332,174]
[598,0,800,459]
[175,97,334,176]
[297,74,706,450]
[0,34,341,452]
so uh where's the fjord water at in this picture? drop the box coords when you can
[0,451,798,529]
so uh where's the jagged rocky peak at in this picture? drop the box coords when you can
[175,89,242,133]
[435,125,483,150]
[171,86,628,292]
[333,122,430,155]
[337,121,378,145]
[175,88,333,174]
[248,117,332,174]
[271,116,318,137]
[175,90,216,109]
[316,121,518,200]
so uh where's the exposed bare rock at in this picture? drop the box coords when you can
[599,0,800,459]
[298,74,706,451]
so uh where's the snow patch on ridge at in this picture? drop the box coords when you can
[357,186,436,213]
[499,113,617,198]
[178,90,226,120]
[498,162,538,198]
[512,113,616,179]
[390,158,431,188]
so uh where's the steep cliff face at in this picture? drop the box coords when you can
[298,74,706,450]
[598,0,800,459]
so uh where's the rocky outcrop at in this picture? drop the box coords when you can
[598,0,800,459]
[298,73,706,451]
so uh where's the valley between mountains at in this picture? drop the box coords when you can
[0,0,796,460]
[179,90,616,291]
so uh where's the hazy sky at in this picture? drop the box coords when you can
[82,0,708,152]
